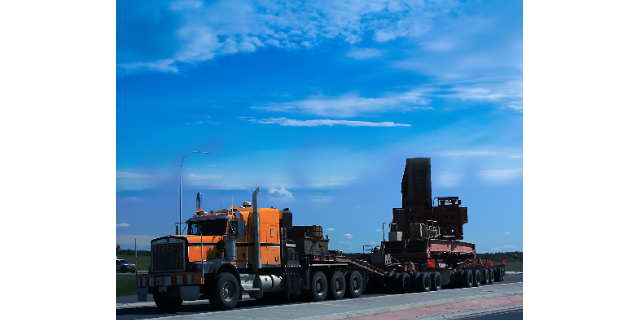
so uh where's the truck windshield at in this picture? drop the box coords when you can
[189,220,228,236]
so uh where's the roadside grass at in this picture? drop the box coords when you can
[118,255,150,272]
[504,261,523,272]
[116,276,141,297]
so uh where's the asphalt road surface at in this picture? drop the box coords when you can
[116,273,522,320]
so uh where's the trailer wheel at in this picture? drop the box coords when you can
[396,272,410,293]
[209,272,240,310]
[493,268,500,282]
[482,269,489,284]
[473,270,481,287]
[153,294,183,312]
[463,270,473,287]
[413,272,431,292]
[430,272,442,291]
[328,271,346,300]
[310,271,328,301]
[345,270,364,298]
[488,269,494,284]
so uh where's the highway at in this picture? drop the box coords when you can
[116,273,522,320]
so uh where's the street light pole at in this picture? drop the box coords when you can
[180,151,209,234]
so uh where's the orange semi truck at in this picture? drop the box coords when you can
[136,159,507,312]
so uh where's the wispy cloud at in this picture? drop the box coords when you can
[243,117,411,127]
[433,171,461,188]
[479,168,523,185]
[326,228,336,231]
[116,172,173,191]
[346,48,383,60]
[117,0,456,73]
[116,223,130,227]
[252,90,431,117]
[504,232,511,235]
[344,233,353,239]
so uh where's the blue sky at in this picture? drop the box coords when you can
[116,0,522,253]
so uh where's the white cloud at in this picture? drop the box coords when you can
[116,223,130,227]
[253,89,431,117]
[344,233,353,239]
[326,228,336,231]
[442,81,523,112]
[479,168,523,185]
[376,229,382,232]
[118,0,456,73]
[346,48,383,59]
[244,117,411,127]
[267,187,294,201]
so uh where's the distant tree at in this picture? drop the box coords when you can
[116,244,121,256]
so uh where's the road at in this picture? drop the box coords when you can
[116,273,522,320]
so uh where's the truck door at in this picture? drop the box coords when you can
[266,224,280,265]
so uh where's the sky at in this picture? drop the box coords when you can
[116,0,522,253]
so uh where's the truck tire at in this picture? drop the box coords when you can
[430,272,442,291]
[463,270,473,287]
[482,269,489,284]
[396,272,410,293]
[310,271,328,301]
[345,270,364,298]
[493,268,500,282]
[209,272,240,310]
[488,269,494,284]
[413,272,431,292]
[328,271,346,300]
[153,294,183,312]
[473,270,481,287]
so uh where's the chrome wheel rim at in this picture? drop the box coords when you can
[222,282,234,302]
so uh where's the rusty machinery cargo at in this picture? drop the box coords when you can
[135,157,506,312]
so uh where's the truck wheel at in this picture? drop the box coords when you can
[482,269,489,284]
[328,271,346,300]
[345,270,364,298]
[473,270,481,287]
[463,270,473,287]
[430,272,442,291]
[396,272,410,293]
[209,272,240,310]
[310,271,328,301]
[153,294,183,312]
[493,268,501,282]
[488,269,494,284]
[413,272,431,292]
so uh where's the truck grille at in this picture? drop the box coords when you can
[151,239,186,272]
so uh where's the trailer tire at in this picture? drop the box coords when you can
[482,269,489,284]
[345,270,364,298]
[310,271,328,301]
[209,272,240,310]
[488,269,494,284]
[153,294,183,312]
[430,272,442,291]
[463,270,473,287]
[328,271,346,300]
[473,270,481,287]
[414,272,431,292]
[396,272,411,293]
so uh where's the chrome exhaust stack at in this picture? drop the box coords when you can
[252,187,260,272]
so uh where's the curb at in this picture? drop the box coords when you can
[417,304,523,320]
